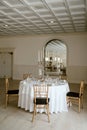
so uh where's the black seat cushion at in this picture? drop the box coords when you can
[67,92,79,97]
[34,98,50,105]
[7,90,19,94]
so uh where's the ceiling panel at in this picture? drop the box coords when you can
[0,0,86,36]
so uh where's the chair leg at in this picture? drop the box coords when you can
[67,97,71,107]
[8,95,9,104]
[32,104,36,122]
[68,100,71,107]
[35,106,37,115]
[79,99,80,112]
[46,105,50,122]
[6,94,8,108]
[81,96,83,109]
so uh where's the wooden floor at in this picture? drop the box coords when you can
[0,78,87,130]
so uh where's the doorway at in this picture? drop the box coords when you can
[0,52,13,78]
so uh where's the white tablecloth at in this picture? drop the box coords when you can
[18,79,70,113]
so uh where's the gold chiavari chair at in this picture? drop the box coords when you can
[67,80,84,112]
[5,78,19,108]
[32,83,50,122]
[23,73,32,79]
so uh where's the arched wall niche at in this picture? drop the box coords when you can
[44,39,67,76]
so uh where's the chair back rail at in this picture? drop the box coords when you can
[79,80,84,97]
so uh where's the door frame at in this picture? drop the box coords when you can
[0,48,15,79]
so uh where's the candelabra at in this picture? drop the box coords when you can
[38,48,44,78]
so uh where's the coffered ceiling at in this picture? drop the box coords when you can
[0,0,87,36]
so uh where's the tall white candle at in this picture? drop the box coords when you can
[60,58,62,63]
[42,47,44,59]
[58,57,60,63]
[40,50,42,62]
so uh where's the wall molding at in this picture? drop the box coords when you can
[0,47,15,52]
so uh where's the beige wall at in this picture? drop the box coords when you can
[0,32,87,83]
